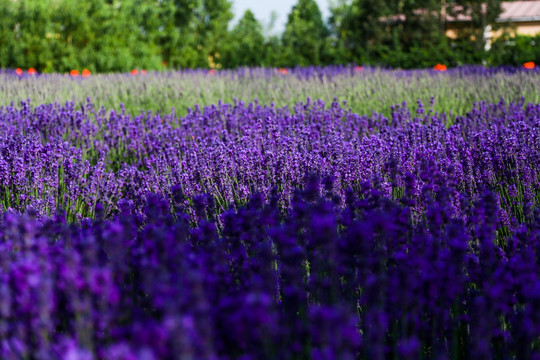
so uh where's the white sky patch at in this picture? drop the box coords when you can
[230,0,332,36]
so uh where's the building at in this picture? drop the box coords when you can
[383,1,540,38]
[444,1,540,39]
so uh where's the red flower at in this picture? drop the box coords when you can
[433,64,447,72]
[141,69,147,74]
[15,68,22,76]
[208,69,216,75]
[279,68,288,75]
[27,68,37,75]
[131,69,139,75]
[354,65,363,72]
[82,69,91,77]
[70,69,79,77]
[523,61,535,70]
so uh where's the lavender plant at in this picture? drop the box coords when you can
[0,96,538,227]
[0,177,539,359]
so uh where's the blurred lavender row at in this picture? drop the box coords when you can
[0,96,538,227]
[1,65,539,117]
[0,176,539,359]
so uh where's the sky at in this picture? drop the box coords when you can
[230,0,333,36]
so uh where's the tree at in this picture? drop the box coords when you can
[331,0,499,67]
[333,0,390,63]
[382,0,451,67]
[158,0,202,68]
[12,0,59,71]
[74,0,162,72]
[387,0,444,49]
[0,0,16,69]
[281,0,330,66]
[160,0,233,69]
[196,0,234,69]
[263,35,286,67]
[449,0,503,56]
[222,10,266,68]
[327,0,352,64]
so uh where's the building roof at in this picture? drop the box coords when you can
[382,1,540,24]
[499,1,540,22]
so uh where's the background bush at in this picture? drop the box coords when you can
[0,0,538,72]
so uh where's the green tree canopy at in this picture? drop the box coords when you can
[0,0,17,69]
[449,0,503,54]
[197,0,234,69]
[282,0,330,66]
[332,0,390,63]
[222,10,266,68]
[162,0,233,69]
[0,0,520,72]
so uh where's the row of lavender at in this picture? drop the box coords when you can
[0,97,538,225]
[2,65,539,119]
[1,176,539,359]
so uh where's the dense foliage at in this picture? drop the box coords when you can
[0,0,537,71]
[489,34,540,66]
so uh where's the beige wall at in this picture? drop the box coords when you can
[501,22,540,36]
[446,21,540,39]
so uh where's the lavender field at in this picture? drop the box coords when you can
[0,66,539,359]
